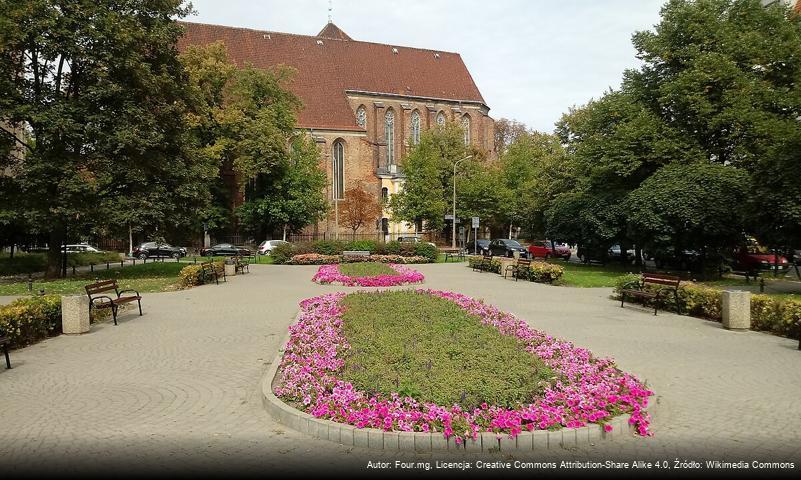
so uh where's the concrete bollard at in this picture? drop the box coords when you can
[224,262,236,277]
[62,295,90,335]
[722,290,751,331]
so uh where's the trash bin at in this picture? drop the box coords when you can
[62,295,90,334]
[224,258,236,277]
[722,290,750,331]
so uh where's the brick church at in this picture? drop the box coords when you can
[179,20,495,239]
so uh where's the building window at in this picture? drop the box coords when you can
[356,106,367,128]
[385,109,395,165]
[461,115,471,145]
[410,110,421,145]
[381,187,389,200]
[332,140,345,200]
[436,111,446,126]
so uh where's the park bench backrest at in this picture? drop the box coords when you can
[85,279,118,296]
[517,258,532,267]
[642,273,681,288]
[343,250,370,257]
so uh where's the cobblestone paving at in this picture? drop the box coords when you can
[1,263,799,476]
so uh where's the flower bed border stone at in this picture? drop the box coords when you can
[260,314,637,452]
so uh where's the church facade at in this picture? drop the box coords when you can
[179,21,495,239]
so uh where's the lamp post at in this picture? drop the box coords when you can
[452,155,473,250]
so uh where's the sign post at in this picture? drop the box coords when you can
[471,217,479,254]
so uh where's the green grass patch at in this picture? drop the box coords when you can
[0,262,184,296]
[338,262,397,277]
[556,262,636,288]
[339,291,553,409]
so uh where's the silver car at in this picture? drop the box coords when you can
[258,240,289,255]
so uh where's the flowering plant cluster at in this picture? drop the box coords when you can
[290,253,430,265]
[275,290,654,444]
[311,264,425,287]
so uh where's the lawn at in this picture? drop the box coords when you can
[339,290,553,410]
[0,262,185,296]
[338,262,396,277]
[556,261,636,288]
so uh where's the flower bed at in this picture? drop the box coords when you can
[311,263,424,287]
[290,253,430,265]
[275,290,653,444]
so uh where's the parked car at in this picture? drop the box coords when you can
[653,249,703,271]
[577,244,609,264]
[63,244,104,253]
[608,244,636,260]
[257,240,289,255]
[200,243,252,257]
[732,238,789,273]
[528,240,571,260]
[487,238,529,258]
[132,242,185,260]
[397,236,436,247]
[465,239,490,255]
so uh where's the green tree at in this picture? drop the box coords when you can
[0,0,205,277]
[389,122,483,232]
[626,0,801,249]
[625,161,750,264]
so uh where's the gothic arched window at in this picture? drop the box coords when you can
[461,115,471,145]
[356,106,367,128]
[410,110,421,145]
[436,111,446,126]
[332,140,345,200]
[385,109,395,165]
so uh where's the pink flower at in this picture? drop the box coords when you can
[312,264,424,287]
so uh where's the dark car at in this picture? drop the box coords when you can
[487,238,529,258]
[577,244,609,264]
[132,242,184,260]
[465,239,490,255]
[200,243,252,257]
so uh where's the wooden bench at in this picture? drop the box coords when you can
[473,252,494,273]
[200,261,223,285]
[620,273,681,315]
[85,279,142,326]
[503,258,532,281]
[1,336,10,369]
[233,256,250,274]
[343,250,370,259]
[442,248,466,263]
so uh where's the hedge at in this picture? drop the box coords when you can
[272,240,438,264]
[614,278,801,339]
[288,254,430,265]
[467,256,564,283]
[178,261,225,288]
[0,295,62,348]
[0,251,122,276]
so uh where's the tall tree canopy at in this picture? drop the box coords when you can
[0,0,209,276]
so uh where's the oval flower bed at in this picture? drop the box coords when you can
[311,263,424,287]
[274,290,654,445]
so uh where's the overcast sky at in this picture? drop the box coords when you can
[186,0,666,132]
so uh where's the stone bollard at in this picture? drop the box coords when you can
[224,260,236,277]
[722,290,751,331]
[62,295,90,335]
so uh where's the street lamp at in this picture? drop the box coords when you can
[452,155,473,250]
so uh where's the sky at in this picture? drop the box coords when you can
[186,0,667,132]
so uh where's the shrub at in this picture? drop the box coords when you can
[413,242,438,262]
[528,262,565,283]
[383,240,401,255]
[288,253,430,265]
[614,279,801,339]
[467,256,501,273]
[344,240,379,253]
[271,243,297,265]
[313,240,346,256]
[0,295,62,348]
[178,261,224,288]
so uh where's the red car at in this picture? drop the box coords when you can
[527,240,571,260]
[732,238,789,273]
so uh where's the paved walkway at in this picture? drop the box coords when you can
[1,263,799,475]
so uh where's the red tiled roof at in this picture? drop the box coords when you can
[178,21,488,131]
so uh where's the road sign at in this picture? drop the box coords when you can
[445,214,454,221]
[472,217,479,228]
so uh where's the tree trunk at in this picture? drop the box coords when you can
[128,223,133,256]
[282,225,287,242]
[46,225,65,279]
[635,245,643,270]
